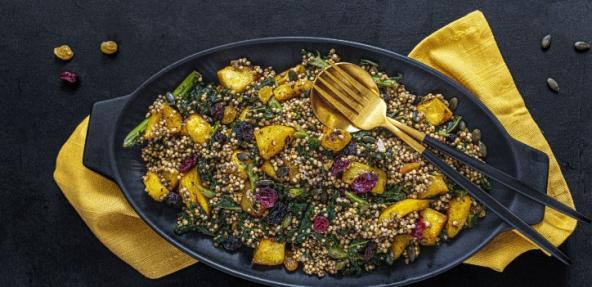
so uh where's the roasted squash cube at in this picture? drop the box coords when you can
[258,86,274,104]
[253,239,286,266]
[273,84,296,102]
[420,208,447,246]
[160,104,182,134]
[342,162,386,195]
[293,79,313,94]
[379,199,430,221]
[231,150,251,179]
[239,107,250,121]
[320,127,352,152]
[417,98,452,126]
[217,66,256,93]
[418,175,449,199]
[144,171,170,202]
[274,65,305,85]
[179,167,210,214]
[184,114,213,144]
[254,125,295,160]
[446,195,472,238]
[391,234,414,260]
[222,106,238,124]
[261,161,278,180]
[162,169,179,190]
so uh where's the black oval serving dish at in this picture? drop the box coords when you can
[82,37,549,286]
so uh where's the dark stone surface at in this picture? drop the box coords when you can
[0,0,590,286]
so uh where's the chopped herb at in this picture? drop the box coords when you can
[360,59,379,67]
[344,191,369,209]
[371,74,402,88]
[173,71,201,99]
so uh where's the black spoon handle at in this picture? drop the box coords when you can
[423,136,590,223]
[422,150,571,265]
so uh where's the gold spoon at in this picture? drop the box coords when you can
[309,62,572,265]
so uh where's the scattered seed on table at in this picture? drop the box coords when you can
[54,44,74,61]
[546,78,560,92]
[574,41,590,52]
[100,40,119,55]
[541,34,551,50]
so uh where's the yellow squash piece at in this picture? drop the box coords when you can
[320,127,352,152]
[160,104,182,134]
[258,86,274,104]
[342,162,387,195]
[254,125,295,160]
[420,208,447,246]
[253,239,286,266]
[391,234,414,260]
[162,170,179,189]
[446,195,472,238]
[261,161,278,180]
[293,79,313,94]
[222,106,238,124]
[143,171,170,202]
[240,188,264,217]
[399,162,421,175]
[143,113,161,140]
[239,107,250,121]
[184,114,213,144]
[379,199,430,221]
[180,167,210,214]
[418,175,449,199]
[273,84,296,102]
[417,98,453,126]
[217,66,256,93]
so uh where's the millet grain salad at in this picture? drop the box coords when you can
[123,49,490,277]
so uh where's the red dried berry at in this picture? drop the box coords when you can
[351,172,378,194]
[179,155,197,173]
[362,241,377,261]
[255,186,278,209]
[412,217,426,239]
[313,215,329,233]
[331,158,350,176]
[59,71,78,84]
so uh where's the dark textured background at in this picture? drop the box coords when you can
[1,0,591,286]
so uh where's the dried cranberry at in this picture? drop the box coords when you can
[446,134,457,143]
[234,121,254,143]
[412,217,426,239]
[362,241,377,261]
[213,131,227,143]
[266,202,288,225]
[164,192,182,208]
[210,102,225,121]
[179,155,197,173]
[312,215,329,233]
[351,172,378,194]
[221,236,242,251]
[255,186,278,209]
[59,71,78,85]
[331,158,350,176]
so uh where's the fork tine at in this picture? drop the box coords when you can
[332,64,373,96]
[313,83,358,118]
[316,77,361,112]
[323,69,365,106]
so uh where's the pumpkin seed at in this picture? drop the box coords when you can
[165,92,176,105]
[472,129,481,143]
[362,135,376,143]
[546,78,559,92]
[459,120,467,131]
[449,97,458,110]
[276,166,289,178]
[237,152,250,161]
[288,70,299,82]
[541,34,551,50]
[256,179,274,186]
[406,245,417,263]
[574,41,590,52]
[479,141,488,157]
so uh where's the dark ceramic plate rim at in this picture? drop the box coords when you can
[97,37,542,286]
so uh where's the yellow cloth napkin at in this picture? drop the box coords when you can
[54,10,577,279]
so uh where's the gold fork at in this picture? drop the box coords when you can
[312,63,571,265]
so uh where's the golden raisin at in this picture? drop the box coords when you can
[54,45,74,61]
[283,255,298,272]
[100,41,118,55]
